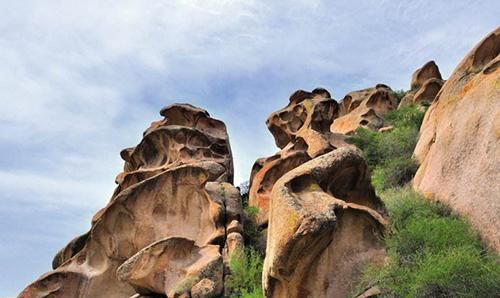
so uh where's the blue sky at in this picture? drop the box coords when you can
[0,1,498,296]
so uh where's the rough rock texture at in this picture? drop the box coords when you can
[19,104,242,298]
[413,27,500,251]
[249,89,388,298]
[399,61,445,108]
[263,148,388,298]
[249,88,351,227]
[410,60,442,90]
[331,84,397,134]
[116,238,222,297]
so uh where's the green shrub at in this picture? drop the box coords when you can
[384,105,426,128]
[353,188,500,298]
[225,248,264,298]
[347,105,425,192]
[243,205,263,249]
[391,89,409,105]
[371,157,418,191]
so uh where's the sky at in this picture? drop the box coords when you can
[0,0,498,296]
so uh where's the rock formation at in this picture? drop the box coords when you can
[19,104,243,298]
[413,27,500,251]
[249,89,389,298]
[398,60,445,108]
[331,84,397,134]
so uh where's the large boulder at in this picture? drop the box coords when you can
[250,88,388,298]
[250,88,351,227]
[19,104,242,298]
[399,61,445,109]
[331,84,397,134]
[410,60,442,90]
[413,27,500,251]
[263,148,387,298]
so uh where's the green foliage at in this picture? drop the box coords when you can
[219,184,226,198]
[238,181,264,250]
[354,188,500,298]
[225,248,264,298]
[385,105,426,128]
[371,157,418,191]
[243,205,263,249]
[347,105,425,192]
[391,89,409,105]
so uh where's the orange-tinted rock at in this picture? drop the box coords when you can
[250,88,352,227]
[51,233,89,269]
[249,87,387,297]
[414,27,500,251]
[331,85,396,134]
[263,148,387,298]
[399,61,445,109]
[20,104,240,298]
[116,237,222,297]
[410,60,442,90]
[413,78,444,105]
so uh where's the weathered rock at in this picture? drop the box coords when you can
[223,232,244,262]
[410,60,442,90]
[399,61,445,109]
[19,104,240,298]
[331,84,396,134]
[249,87,388,297]
[52,233,89,269]
[356,286,382,298]
[263,148,388,298]
[397,92,415,108]
[250,88,352,227]
[414,27,500,251]
[378,125,394,133]
[116,237,222,297]
[413,78,444,105]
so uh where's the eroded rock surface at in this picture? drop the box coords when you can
[413,27,500,251]
[399,60,445,108]
[249,89,388,298]
[250,89,351,227]
[331,84,397,134]
[20,104,242,298]
[262,148,387,298]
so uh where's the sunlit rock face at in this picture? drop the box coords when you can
[249,88,388,298]
[414,27,500,252]
[19,104,243,298]
[398,60,445,108]
[331,84,397,134]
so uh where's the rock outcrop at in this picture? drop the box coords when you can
[331,84,397,134]
[249,89,388,298]
[19,104,243,298]
[249,89,347,227]
[399,61,445,108]
[413,27,500,251]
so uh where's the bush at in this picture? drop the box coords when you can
[243,205,262,248]
[225,248,264,298]
[391,89,409,105]
[371,157,418,191]
[384,105,425,128]
[347,105,425,192]
[353,188,500,298]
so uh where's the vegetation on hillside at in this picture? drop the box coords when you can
[353,188,500,297]
[225,248,264,298]
[348,104,500,297]
[391,89,409,106]
[347,105,424,192]
[224,182,265,298]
